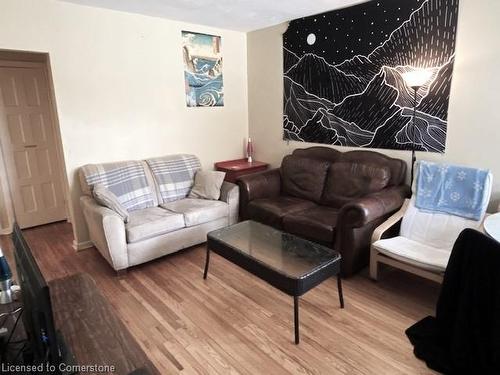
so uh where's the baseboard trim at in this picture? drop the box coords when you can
[72,240,93,251]
[0,227,12,236]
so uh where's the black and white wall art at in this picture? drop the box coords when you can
[283,0,459,152]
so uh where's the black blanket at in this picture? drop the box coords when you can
[406,229,500,374]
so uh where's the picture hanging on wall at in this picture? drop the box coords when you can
[182,31,224,107]
[283,0,459,152]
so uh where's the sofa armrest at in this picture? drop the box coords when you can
[371,198,410,243]
[219,181,239,225]
[80,196,129,271]
[237,168,281,220]
[334,185,410,277]
[338,185,410,229]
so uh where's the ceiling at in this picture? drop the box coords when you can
[60,0,367,32]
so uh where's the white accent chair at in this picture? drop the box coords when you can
[370,168,492,283]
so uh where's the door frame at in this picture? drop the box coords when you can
[0,53,70,234]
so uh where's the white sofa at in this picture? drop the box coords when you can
[79,154,238,272]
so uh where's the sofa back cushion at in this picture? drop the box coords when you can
[146,154,201,203]
[341,151,404,186]
[401,197,483,251]
[293,147,406,186]
[281,155,330,203]
[322,162,391,208]
[80,160,156,211]
[293,147,343,164]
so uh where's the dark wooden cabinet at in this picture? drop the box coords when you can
[215,158,269,183]
[50,274,158,374]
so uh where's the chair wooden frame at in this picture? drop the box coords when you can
[369,199,445,283]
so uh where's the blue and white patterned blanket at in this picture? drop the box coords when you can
[83,161,155,211]
[146,154,201,203]
[415,161,490,221]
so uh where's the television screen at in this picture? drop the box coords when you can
[12,223,61,369]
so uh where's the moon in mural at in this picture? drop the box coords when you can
[306,33,316,45]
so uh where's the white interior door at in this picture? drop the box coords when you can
[0,65,67,228]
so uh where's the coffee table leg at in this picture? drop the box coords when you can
[203,247,210,279]
[294,296,299,344]
[337,275,345,309]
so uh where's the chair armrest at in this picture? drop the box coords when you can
[371,198,410,243]
[219,181,239,225]
[479,212,491,234]
[237,168,281,219]
[80,196,129,271]
[338,185,410,229]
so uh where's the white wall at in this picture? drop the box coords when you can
[0,0,249,245]
[1,0,498,244]
[247,0,500,210]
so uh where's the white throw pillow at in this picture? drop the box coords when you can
[188,171,226,200]
[92,184,130,223]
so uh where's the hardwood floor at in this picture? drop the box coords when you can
[0,222,440,374]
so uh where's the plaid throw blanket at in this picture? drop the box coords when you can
[146,155,201,203]
[82,161,155,211]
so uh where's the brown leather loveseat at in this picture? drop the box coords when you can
[237,147,410,277]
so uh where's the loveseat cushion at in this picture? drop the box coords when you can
[146,154,201,203]
[283,206,339,244]
[188,171,226,200]
[322,162,391,208]
[80,160,156,211]
[281,155,330,203]
[161,198,228,227]
[247,196,316,228]
[126,207,185,243]
[92,184,129,223]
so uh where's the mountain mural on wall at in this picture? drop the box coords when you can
[283,0,459,152]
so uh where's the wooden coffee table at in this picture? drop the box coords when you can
[203,220,343,344]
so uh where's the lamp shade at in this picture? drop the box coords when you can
[402,69,433,89]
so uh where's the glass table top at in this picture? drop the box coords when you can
[208,220,341,279]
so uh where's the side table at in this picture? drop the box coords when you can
[215,158,269,183]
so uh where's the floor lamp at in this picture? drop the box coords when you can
[402,69,433,183]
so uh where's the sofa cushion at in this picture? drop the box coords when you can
[373,236,450,272]
[281,155,330,203]
[283,206,339,244]
[146,154,201,203]
[247,196,316,228]
[322,162,391,208]
[161,198,228,227]
[126,207,185,243]
[400,197,482,251]
[80,160,155,211]
[188,171,226,200]
[293,147,406,186]
[92,184,129,223]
